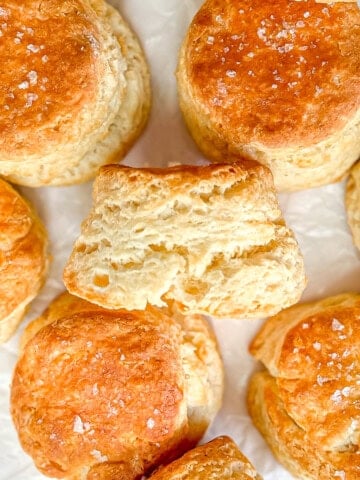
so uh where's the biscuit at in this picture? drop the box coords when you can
[346,162,360,250]
[248,293,360,479]
[11,292,224,479]
[177,0,360,191]
[149,436,262,479]
[0,178,48,342]
[63,161,306,318]
[0,0,150,186]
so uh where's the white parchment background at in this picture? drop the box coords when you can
[1,1,360,478]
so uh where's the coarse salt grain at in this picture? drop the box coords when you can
[91,450,108,463]
[73,415,85,434]
[27,70,37,86]
[313,342,321,351]
[25,93,38,107]
[334,471,346,480]
[331,390,342,404]
[315,85,322,97]
[257,27,267,42]
[226,70,237,78]
[342,386,351,397]
[27,44,40,53]
[147,418,155,429]
[332,318,344,331]
[278,44,293,54]
[317,375,330,386]
[18,81,29,90]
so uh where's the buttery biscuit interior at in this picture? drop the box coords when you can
[64,161,306,318]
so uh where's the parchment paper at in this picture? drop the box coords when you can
[1,1,360,478]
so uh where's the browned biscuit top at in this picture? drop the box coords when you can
[0,0,101,156]
[183,0,360,147]
[11,306,186,478]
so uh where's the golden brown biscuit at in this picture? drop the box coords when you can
[248,293,360,479]
[11,292,224,479]
[63,161,306,318]
[0,178,48,342]
[346,161,360,250]
[149,436,262,479]
[177,0,360,191]
[0,0,150,187]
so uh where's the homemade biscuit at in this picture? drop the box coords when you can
[248,293,360,479]
[12,292,224,479]
[63,161,306,318]
[0,179,48,343]
[346,162,360,250]
[177,0,360,191]
[149,436,262,479]
[0,0,150,186]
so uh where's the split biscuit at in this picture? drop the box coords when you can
[64,161,306,318]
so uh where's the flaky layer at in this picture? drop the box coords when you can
[0,0,150,186]
[177,0,360,191]
[12,293,223,479]
[64,162,306,318]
